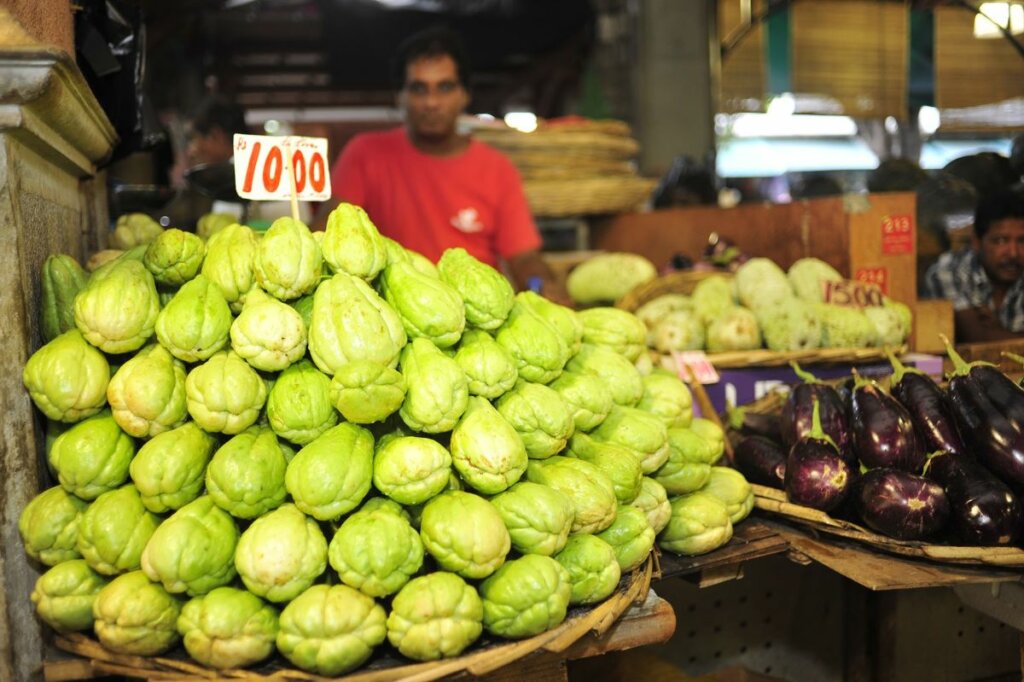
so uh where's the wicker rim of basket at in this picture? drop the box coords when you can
[616,271,733,312]
[475,131,641,157]
[525,178,656,218]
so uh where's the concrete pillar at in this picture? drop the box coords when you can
[633,0,718,177]
[0,11,116,682]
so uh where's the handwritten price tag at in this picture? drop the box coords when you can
[822,278,885,308]
[233,134,331,201]
[881,214,914,254]
[672,351,720,385]
[854,266,888,295]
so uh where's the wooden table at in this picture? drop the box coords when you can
[657,519,790,588]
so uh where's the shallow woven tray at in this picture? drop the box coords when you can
[475,129,641,160]
[751,484,1024,568]
[50,556,654,682]
[524,177,656,218]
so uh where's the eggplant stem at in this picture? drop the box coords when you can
[885,347,918,385]
[921,450,945,478]
[1003,351,1024,367]
[790,361,819,384]
[940,334,971,377]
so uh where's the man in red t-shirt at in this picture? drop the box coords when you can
[315,27,566,301]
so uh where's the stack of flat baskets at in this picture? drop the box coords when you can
[474,119,657,218]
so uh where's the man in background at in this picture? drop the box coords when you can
[316,27,566,301]
[925,188,1024,341]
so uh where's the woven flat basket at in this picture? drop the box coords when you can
[475,129,641,160]
[524,177,656,218]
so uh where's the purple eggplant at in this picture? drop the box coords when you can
[849,371,924,472]
[727,404,783,443]
[854,468,950,541]
[785,399,853,512]
[886,350,967,459]
[781,362,854,465]
[926,451,1023,546]
[944,338,1024,487]
[735,436,787,488]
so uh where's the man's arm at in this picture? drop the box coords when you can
[506,250,572,306]
[954,306,1024,342]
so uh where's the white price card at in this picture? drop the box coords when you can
[233,134,331,201]
[672,351,720,385]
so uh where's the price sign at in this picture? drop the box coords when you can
[233,134,331,201]
[672,351,720,385]
[822,278,885,308]
[854,266,888,295]
[881,214,914,254]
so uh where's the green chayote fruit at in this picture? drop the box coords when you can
[491,482,573,556]
[407,249,439,277]
[328,504,423,597]
[155,274,232,362]
[321,203,388,281]
[566,344,644,408]
[93,571,181,655]
[652,427,716,495]
[31,559,107,633]
[49,410,134,500]
[112,213,163,249]
[265,359,338,445]
[130,422,217,513]
[399,338,469,434]
[234,503,327,603]
[637,370,694,429]
[308,272,406,374]
[690,418,726,464]
[330,360,406,424]
[629,477,672,534]
[382,235,409,266]
[590,406,670,474]
[23,329,109,422]
[437,247,515,331]
[450,397,527,495]
[658,492,733,556]
[185,351,267,435]
[230,288,307,371]
[595,504,655,572]
[201,223,258,313]
[141,496,238,596]
[106,344,187,438]
[553,534,621,606]
[18,486,88,565]
[74,259,160,354]
[380,261,466,348]
[77,484,161,575]
[453,329,518,399]
[495,294,570,384]
[177,587,278,669]
[517,291,583,356]
[276,584,386,676]
[373,436,452,505]
[419,491,511,580]
[143,228,206,287]
[254,216,323,301]
[387,572,483,661]
[290,292,315,331]
[578,307,647,361]
[565,432,643,504]
[41,253,88,342]
[206,427,288,519]
[479,554,571,639]
[286,423,374,521]
[526,457,617,534]
[548,370,614,432]
[195,212,236,241]
[495,382,575,460]
[702,466,754,524]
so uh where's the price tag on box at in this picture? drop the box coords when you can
[821,278,885,308]
[233,134,331,202]
[854,266,888,295]
[881,214,914,255]
[672,351,720,385]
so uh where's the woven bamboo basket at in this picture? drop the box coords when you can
[47,557,654,682]
[475,129,641,160]
[541,119,634,137]
[524,177,656,218]
[619,270,908,368]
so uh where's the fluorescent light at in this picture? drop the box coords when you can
[767,93,796,117]
[918,106,941,135]
[728,114,858,138]
[974,2,1024,38]
[504,112,537,133]
[477,113,495,122]
[263,119,281,134]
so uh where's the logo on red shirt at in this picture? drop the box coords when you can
[451,207,485,234]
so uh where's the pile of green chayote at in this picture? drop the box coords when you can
[19,206,749,675]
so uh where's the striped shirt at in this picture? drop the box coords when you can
[924,248,1024,332]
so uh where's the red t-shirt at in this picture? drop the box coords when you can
[329,127,541,267]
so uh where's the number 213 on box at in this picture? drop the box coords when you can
[233,134,331,202]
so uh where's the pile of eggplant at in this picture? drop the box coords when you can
[732,345,1024,546]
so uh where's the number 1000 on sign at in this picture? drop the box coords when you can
[233,134,332,202]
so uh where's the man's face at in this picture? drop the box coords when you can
[187,127,232,167]
[977,218,1024,286]
[399,55,468,140]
